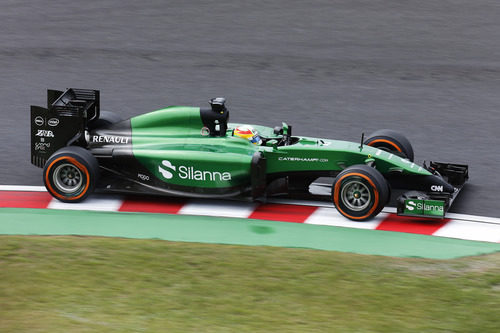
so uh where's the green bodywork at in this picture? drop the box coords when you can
[130,106,431,190]
[403,199,445,218]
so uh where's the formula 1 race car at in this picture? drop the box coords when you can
[31,88,468,221]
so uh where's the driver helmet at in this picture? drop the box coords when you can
[233,125,262,145]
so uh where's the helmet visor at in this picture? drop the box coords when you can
[250,135,262,145]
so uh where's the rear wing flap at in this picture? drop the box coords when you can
[31,88,100,168]
[48,88,100,122]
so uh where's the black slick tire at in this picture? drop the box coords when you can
[332,164,389,221]
[364,129,414,162]
[43,146,99,203]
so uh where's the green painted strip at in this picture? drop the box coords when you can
[1,208,499,259]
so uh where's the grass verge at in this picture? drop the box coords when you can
[1,235,499,332]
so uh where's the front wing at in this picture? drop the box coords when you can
[396,162,469,219]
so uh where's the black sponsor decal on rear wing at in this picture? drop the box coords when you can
[30,88,100,168]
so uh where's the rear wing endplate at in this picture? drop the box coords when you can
[31,88,100,168]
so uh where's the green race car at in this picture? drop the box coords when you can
[31,88,468,221]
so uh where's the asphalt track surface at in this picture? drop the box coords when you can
[1,1,500,217]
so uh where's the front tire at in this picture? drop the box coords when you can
[43,146,99,202]
[364,129,414,162]
[332,165,389,221]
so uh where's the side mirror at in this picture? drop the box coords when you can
[266,139,278,148]
[274,122,291,135]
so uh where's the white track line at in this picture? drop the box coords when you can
[0,185,46,191]
[179,199,258,218]
[433,220,500,243]
[47,195,124,212]
[305,208,387,229]
[445,212,500,225]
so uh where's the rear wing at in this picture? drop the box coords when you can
[31,88,100,168]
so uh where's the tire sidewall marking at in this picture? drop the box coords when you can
[367,138,402,152]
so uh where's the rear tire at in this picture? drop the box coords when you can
[332,165,389,221]
[43,146,99,202]
[364,129,414,162]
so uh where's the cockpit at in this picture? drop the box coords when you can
[200,97,298,146]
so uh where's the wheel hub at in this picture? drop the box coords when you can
[53,163,83,194]
[340,180,371,212]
